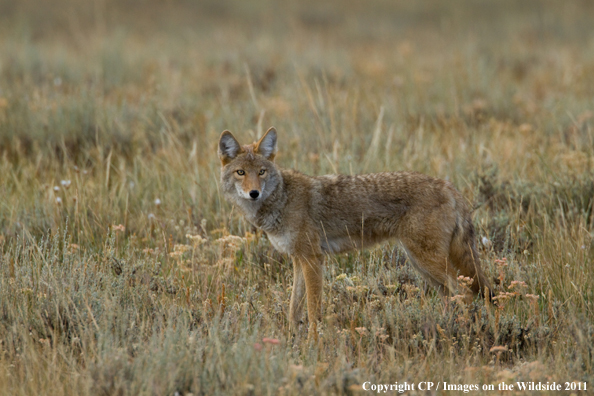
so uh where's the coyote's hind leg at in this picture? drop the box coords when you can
[401,238,458,296]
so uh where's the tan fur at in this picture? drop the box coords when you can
[218,127,492,338]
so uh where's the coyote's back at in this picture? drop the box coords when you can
[218,127,491,338]
[286,170,491,296]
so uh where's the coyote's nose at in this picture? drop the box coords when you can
[249,190,260,199]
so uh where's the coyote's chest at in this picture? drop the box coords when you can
[266,231,295,254]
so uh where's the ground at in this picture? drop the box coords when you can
[0,0,593,394]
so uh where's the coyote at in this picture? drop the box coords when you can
[218,127,491,337]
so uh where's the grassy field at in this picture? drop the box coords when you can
[0,0,593,394]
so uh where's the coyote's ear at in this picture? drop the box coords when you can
[218,131,241,165]
[254,127,277,161]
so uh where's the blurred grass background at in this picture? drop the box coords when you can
[0,0,593,394]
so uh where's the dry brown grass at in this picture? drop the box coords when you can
[0,0,593,394]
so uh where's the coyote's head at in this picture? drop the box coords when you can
[218,127,280,203]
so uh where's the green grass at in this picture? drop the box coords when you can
[0,0,593,394]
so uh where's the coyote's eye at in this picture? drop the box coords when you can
[236,170,245,176]
[259,169,266,175]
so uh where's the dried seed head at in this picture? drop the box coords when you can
[508,280,527,290]
[525,294,540,302]
[355,327,369,336]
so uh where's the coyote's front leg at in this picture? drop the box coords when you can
[300,254,324,340]
[289,259,306,334]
